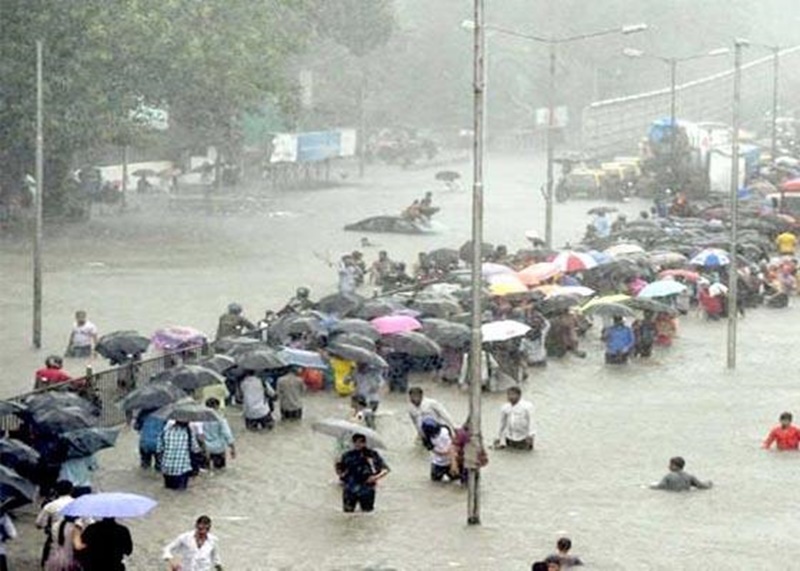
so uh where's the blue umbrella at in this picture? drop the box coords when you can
[278,348,329,370]
[61,492,157,518]
[638,280,687,298]
[689,248,730,267]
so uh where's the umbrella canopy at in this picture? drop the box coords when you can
[381,331,441,357]
[0,439,40,472]
[579,294,631,313]
[481,320,531,342]
[435,170,461,182]
[277,315,325,337]
[316,293,365,317]
[95,331,150,362]
[153,365,225,392]
[236,349,288,372]
[421,319,471,348]
[426,248,460,267]
[198,354,237,374]
[517,262,560,286]
[152,399,220,423]
[552,251,598,273]
[152,326,207,351]
[489,280,528,296]
[658,269,700,282]
[459,240,494,262]
[709,282,729,297]
[689,248,730,267]
[586,250,614,265]
[638,280,687,298]
[327,343,387,369]
[407,296,462,318]
[0,465,36,501]
[780,177,800,192]
[0,401,26,417]
[649,251,688,267]
[118,382,185,413]
[60,427,120,459]
[61,492,157,518]
[605,244,645,258]
[582,302,635,318]
[371,315,422,335]
[277,348,329,370]
[328,332,376,351]
[214,336,262,354]
[329,319,381,340]
[534,285,595,299]
[24,392,97,416]
[481,262,515,277]
[311,419,386,449]
[355,299,401,320]
[623,298,676,315]
[30,406,97,434]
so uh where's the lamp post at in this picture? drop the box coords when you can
[33,40,44,349]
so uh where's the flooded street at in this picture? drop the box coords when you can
[2,155,800,570]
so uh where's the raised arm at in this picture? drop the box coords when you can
[762,428,777,449]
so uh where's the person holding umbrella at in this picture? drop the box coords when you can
[335,433,390,513]
[215,303,256,340]
[240,371,275,431]
[0,506,17,571]
[74,516,133,571]
[162,515,223,571]
[158,419,201,490]
[602,315,635,365]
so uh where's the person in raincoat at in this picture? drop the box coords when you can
[602,316,634,365]
[330,355,356,397]
[215,303,256,340]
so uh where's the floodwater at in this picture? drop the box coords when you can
[2,155,799,570]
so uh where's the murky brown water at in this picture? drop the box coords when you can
[2,155,799,569]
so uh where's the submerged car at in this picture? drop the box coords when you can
[344,215,441,234]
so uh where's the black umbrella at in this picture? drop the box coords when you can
[95,331,150,362]
[459,240,494,263]
[327,343,387,368]
[328,332,376,352]
[198,354,237,374]
[214,336,262,354]
[421,318,471,348]
[153,365,225,392]
[60,427,120,459]
[0,401,26,417]
[354,299,401,320]
[329,319,380,340]
[0,465,36,501]
[153,399,220,423]
[118,382,186,413]
[623,298,677,315]
[31,406,97,434]
[24,392,98,417]
[236,349,288,372]
[582,302,635,319]
[0,439,40,472]
[316,293,365,317]
[227,341,272,357]
[427,248,460,267]
[435,170,461,182]
[408,296,462,318]
[381,331,441,357]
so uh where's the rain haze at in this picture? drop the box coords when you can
[2,1,800,569]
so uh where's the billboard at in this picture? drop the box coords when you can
[269,129,357,163]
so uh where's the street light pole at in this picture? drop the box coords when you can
[669,58,678,183]
[466,0,485,527]
[33,40,44,349]
[544,42,556,248]
[727,39,746,370]
[771,47,780,164]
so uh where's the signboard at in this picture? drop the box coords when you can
[270,134,298,163]
[269,129,357,163]
[297,131,341,163]
[339,129,357,157]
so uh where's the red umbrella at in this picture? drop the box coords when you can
[780,178,800,192]
[658,269,700,282]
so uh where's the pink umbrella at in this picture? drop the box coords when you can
[152,326,208,351]
[371,315,422,335]
[552,251,598,273]
[517,262,560,286]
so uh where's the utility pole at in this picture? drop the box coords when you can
[544,43,556,248]
[727,40,746,370]
[121,144,129,211]
[33,40,44,349]
[771,47,780,164]
[669,58,678,187]
[467,0,485,527]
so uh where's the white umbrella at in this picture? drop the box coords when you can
[605,243,645,257]
[481,320,531,342]
[311,419,386,449]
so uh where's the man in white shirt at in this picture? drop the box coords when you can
[163,515,222,571]
[408,387,455,438]
[65,310,98,358]
[493,386,535,451]
[35,480,75,565]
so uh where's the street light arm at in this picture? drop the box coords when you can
[555,23,647,44]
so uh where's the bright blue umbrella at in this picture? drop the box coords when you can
[278,348,329,370]
[61,492,157,518]
[638,280,687,298]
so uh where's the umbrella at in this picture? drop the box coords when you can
[24,392,97,416]
[709,282,729,297]
[236,349,288,372]
[329,319,380,340]
[579,294,631,313]
[131,168,159,177]
[381,331,441,357]
[459,240,494,262]
[421,318,471,348]
[0,465,36,501]
[328,332,376,351]
[658,269,699,282]
[95,331,150,362]
[61,492,157,519]
[30,406,97,433]
[552,251,598,273]
[534,285,595,299]
[371,315,422,335]
[481,320,531,342]
[214,336,262,354]
[638,280,687,298]
[649,251,688,267]
[152,326,208,351]
[60,427,120,459]
[435,170,461,182]
[198,354,237,374]
[0,439,40,471]
[0,400,25,417]
[407,296,462,318]
[118,382,185,413]
[355,299,401,320]
[327,343,387,369]
[489,281,529,296]
[481,262,515,277]
[605,244,645,258]
[311,419,386,449]
[426,248,460,267]
[780,177,800,192]
[582,302,635,318]
[277,315,325,337]
[586,250,614,265]
[689,248,730,267]
[153,365,225,392]
[277,348,329,370]
[517,262,560,286]
[167,402,221,423]
[588,206,618,215]
[623,298,676,315]
[316,293,365,317]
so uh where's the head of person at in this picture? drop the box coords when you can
[351,394,367,410]
[296,287,310,299]
[669,456,685,472]
[45,355,63,369]
[496,245,507,257]
[557,537,572,554]
[420,418,440,439]
[195,515,212,539]
[780,411,793,428]
[227,302,243,315]
[506,386,522,405]
[379,250,388,261]
[342,254,353,266]
[408,387,424,406]
[425,191,432,199]
[264,309,276,320]
[352,433,368,450]
[531,564,548,571]
[205,397,220,411]
[75,310,87,325]
[352,250,363,261]
[54,480,74,498]
[613,315,624,326]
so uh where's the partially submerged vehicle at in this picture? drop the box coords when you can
[344,215,442,234]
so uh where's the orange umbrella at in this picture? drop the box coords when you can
[517,262,560,286]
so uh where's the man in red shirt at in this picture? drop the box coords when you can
[33,356,72,390]
[763,411,800,451]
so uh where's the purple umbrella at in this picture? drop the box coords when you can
[151,326,207,351]
[61,492,157,518]
[371,315,422,335]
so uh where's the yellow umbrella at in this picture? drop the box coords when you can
[489,281,528,296]
[579,293,630,313]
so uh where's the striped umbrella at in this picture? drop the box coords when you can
[552,251,598,273]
